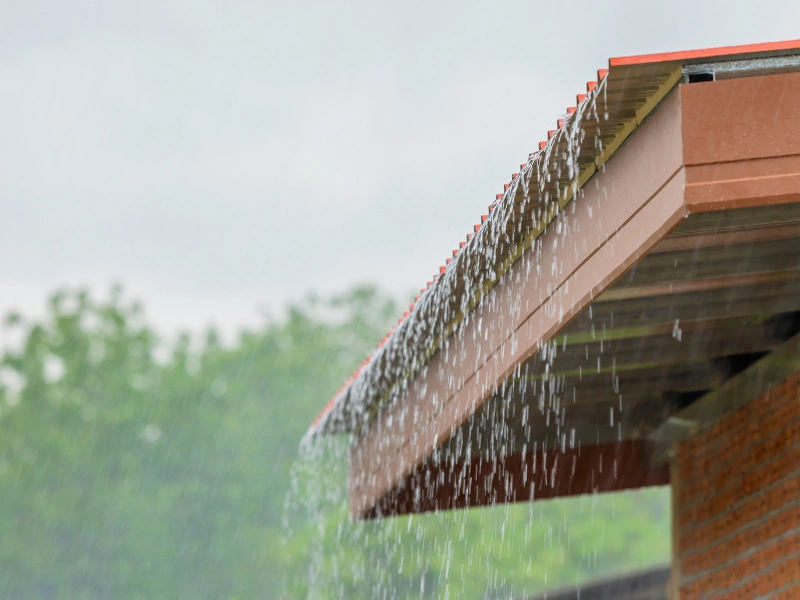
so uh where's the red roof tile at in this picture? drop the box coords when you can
[610,39,800,67]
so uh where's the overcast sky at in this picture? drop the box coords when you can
[2,0,799,337]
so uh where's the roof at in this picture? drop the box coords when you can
[309,39,800,438]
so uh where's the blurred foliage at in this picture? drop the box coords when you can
[0,286,669,599]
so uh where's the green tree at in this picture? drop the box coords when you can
[0,285,670,599]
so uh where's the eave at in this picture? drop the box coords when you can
[311,40,800,438]
[307,41,800,520]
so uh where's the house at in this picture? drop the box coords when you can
[309,40,800,598]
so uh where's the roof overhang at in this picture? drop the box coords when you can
[308,41,800,519]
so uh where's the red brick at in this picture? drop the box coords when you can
[681,504,800,575]
[680,476,800,554]
[679,443,800,528]
[677,373,800,468]
[769,582,800,600]
[679,381,800,484]
[681,538,800,599]
[677,373,800,599]
[678,421,800,507]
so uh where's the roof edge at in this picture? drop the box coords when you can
[610,39,800,67]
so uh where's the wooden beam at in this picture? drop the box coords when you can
[652,223,800,255]
[555,314,779,346]
[596,269,800,303]
[562,285,800,335]
[362,440,669,519]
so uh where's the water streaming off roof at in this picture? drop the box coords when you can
[294,39,800,599]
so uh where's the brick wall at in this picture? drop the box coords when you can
[674,372,800,599]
